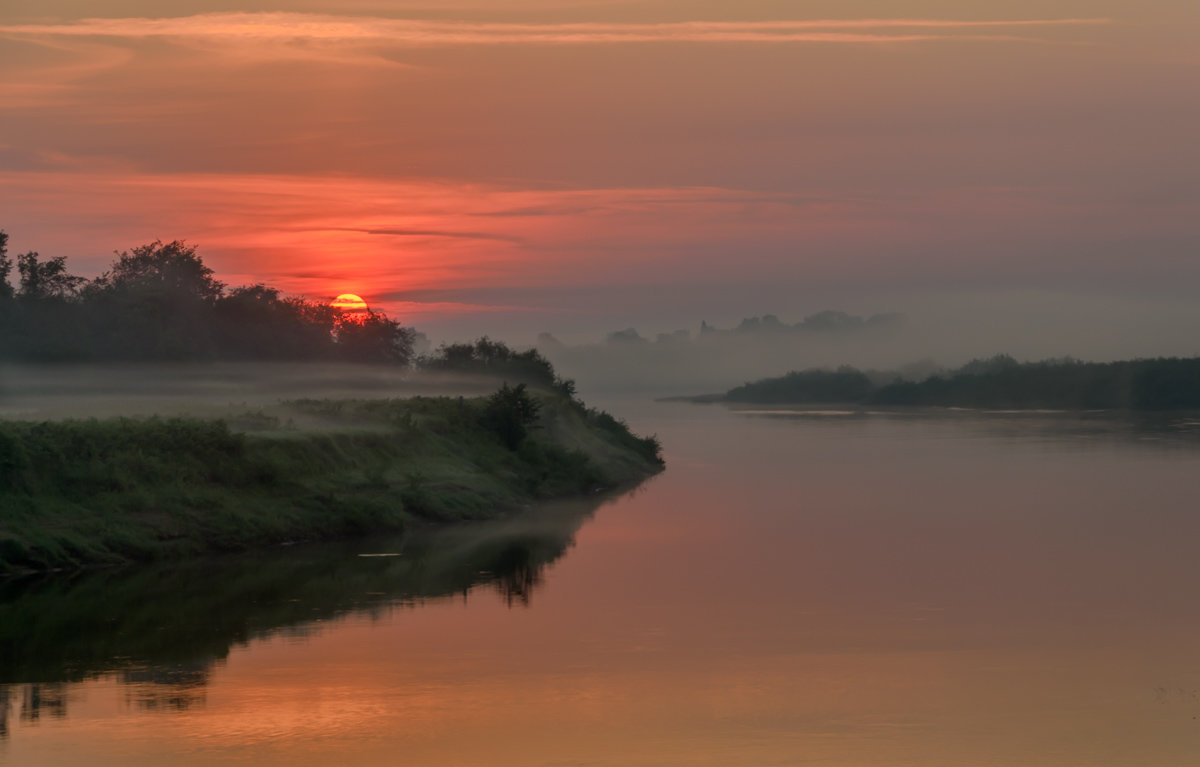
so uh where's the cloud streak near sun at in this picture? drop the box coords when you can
[2,167,1187,327]
[0,13,1112,47]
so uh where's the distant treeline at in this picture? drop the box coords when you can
[704,310,905,336]
[540,310,905,350]
[725,355,1200,410]
[0,231,414,363]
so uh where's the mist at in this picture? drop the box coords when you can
[0,362,505,422]
[513,290,1200,397]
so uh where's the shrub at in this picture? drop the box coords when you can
[480,383,542,449]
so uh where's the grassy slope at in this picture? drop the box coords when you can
[0,391,662,573]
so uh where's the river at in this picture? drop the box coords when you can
[4,399,1200,765]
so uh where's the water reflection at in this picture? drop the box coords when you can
[0,683,71,738]
[728,404,1200,450]
[21,684,70,725]
[6,406,1200,766]
[122,664,210,712]
[0,492,615,736]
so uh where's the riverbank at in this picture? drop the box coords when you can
[0,389,663,574]
[679,356,1200,410]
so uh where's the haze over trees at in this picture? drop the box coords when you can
[0,232,415,363]
[535,311,908,393]
[722,355,1200,411]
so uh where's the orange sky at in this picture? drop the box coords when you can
[1,1,1197,341]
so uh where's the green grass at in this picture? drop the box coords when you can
[0,390,663,574]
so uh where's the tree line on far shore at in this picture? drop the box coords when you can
[0,231,415,363]
[725,354,1200,411]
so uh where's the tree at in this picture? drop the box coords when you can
[16,252,86,301]
[335,311,416,364]
[606,328,647,345]
[90,240,224,303]
[421,338,556,386]
[83,240,225,359]
[216,291,344,359]
[0,230,13,301]
[0,234,420,364]
[481,383,542,449]
[798,310,864,332]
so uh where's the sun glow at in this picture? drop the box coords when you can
[331,293,368,312]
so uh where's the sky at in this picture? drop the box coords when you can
[1,1,1197,347]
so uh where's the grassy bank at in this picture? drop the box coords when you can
[0,388,663,574]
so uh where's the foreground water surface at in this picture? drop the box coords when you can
[4,400,1200,765]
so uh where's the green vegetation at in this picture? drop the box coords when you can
[421,337,563,388]
[0,388,663,575]
[0,230,663,576]
[722,355,1200,410]
[481,383,543,449]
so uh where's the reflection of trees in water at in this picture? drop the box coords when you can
[0,490,630,727]
[0,683,71,735]
[487,542,545,607]
[121,663,210,712]
[21,683,68,723]
[1,685,9,738]
[0,672,208,738]
[742,408,1200,452]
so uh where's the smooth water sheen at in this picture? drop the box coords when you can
[5,401,1200,766]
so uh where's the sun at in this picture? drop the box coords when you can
[331,293,368,312]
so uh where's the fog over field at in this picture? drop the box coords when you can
[4,286,1199,416]
[0,364,504,422]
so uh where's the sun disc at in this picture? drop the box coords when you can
[331,293,368,312]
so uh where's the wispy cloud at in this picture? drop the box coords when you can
[0,13,1112,47]
[0,170,870,298]
[1,168,1194,328]
[336,227,523,243]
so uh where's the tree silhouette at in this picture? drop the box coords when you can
[89,240,224,303]
[422,337,557,386]
[0,230,13,302]
[334,311,417,364]
[0,232,417,363]
[16,252,85,301]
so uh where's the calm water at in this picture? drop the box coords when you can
[5,401,1200,765]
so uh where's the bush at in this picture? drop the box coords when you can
[481,383,542,449]
[420,337,557,386]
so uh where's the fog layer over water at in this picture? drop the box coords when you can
[4,395,1200,765]
[529,293,1200,395]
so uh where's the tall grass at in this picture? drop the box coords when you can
[0,391,662,573]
